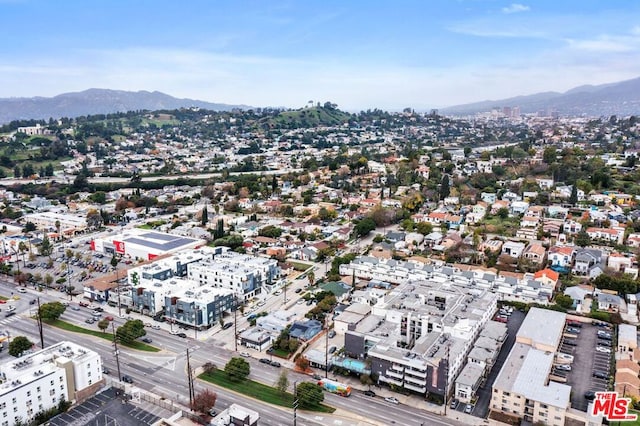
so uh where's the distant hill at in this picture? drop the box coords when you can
[259,105,351,129]
[0,89,250,124]
[441,76,640,117]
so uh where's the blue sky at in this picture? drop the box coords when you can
[1,0,639,110]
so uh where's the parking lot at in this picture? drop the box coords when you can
[50,387,173,426]
[557,320,613,412]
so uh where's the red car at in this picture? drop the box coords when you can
[0,300,6,304]
[105,316,114,321]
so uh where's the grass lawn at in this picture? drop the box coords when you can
[271,348,293,359]
[43,319,159,352]
[289,261,312,271]
[200,369,334,413]
[609,410,640,425]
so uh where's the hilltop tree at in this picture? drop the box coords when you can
[439,175,450,200]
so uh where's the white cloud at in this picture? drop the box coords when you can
[502,3,530,14]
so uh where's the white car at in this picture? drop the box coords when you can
[384,397,399,404]
[240,351,251,357]
[596,346,611,354]
[17,288,27,294]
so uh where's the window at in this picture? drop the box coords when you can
[10,399,15,405]
[503,392,510,396]
[26,391,30,397]
[541,404,548,409]
[36,387,41,393]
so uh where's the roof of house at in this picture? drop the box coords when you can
[534,268,560,282]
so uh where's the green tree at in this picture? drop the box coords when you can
[307,271,315,287]
[38,301,66,321]
[439,175,450,200]
[224,357,250,382]
[201,205,208,226]
[9,336,33,357]
[39,234,53,257]
[569,185,578,205]
[555,294,574,309]
[296,382,324,408]
[416,221,433,235]
[97,319,110,333]
[275,370,289,396]
[354,217,376,237]
[575,230,590,247]
[116,319,146,344]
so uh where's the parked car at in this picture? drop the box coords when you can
[240,352,251,357]
[122,375,134,383]
[597,339,612,347]
[295,288,302,293]
[555,364,571,371]
[270,361,281,368]
[259,358,271,364]
[450,399,459,409]
[328,346,337,354]
[566,327,581,334]
[102,367,110,375]
[593,371,608,379]
[596,346,611,354]
[328,330,336,338]
[464,404,474,414]
[584,391,596,401]
[364,390,376,397]
[563,339,577,347]
[384,397,399,404]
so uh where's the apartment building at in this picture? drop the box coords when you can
[339,256,553,304]
[187,250,279,301]
[0,342,103,426]
[491,308,571,425]
[344,280,498,403]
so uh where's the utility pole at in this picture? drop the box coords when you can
[186,348,194,409]
[234,296,238,352]
[444,343,450,416]
[36,297,44,349]
[325,312,330,378]
[111,323,122,382]
[293,381,298,426]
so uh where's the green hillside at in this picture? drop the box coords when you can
[260,105,351,129]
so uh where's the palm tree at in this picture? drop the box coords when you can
[307,271,315,287]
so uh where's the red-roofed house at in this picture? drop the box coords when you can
[548,246,576,268]
[533,268,560,291]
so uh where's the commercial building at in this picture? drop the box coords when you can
[0,341,103,426]
[491,308,571,425]
[91,229,205,261]
[20,212,87,236]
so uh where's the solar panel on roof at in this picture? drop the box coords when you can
[140,232,177,242]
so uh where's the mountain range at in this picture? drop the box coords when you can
[440,76,640,117]
[1,77,640,124]
[0,89,250,124]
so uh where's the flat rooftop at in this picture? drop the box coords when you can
[516,307,566,349]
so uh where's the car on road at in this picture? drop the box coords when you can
[85,318,95,324]
[270,361,281,368]
[259,358,271,364]
[102,367,110,374]
[5,312,15,318]
[91,310,102,316]
[71,306,80,311]
[142,337,153,343]
[328,330,336,338]
[464,404,474,414]
[328,346,337,354]
[450,399,459,409]
[7,306,15,313]
[384,397,399,404]
[176,332,187,338]
[295,288,302,293]
[17,288,27,294]
[222,322,233,330]
[240,352,251,357]
[79,301,89,307]
[29,299,36,305]
[121,375,134,383]
[364,390,376,397]
[209,408,217,417]
[151,325,161,330]
[0,300,5,304]
[105,315,114,321]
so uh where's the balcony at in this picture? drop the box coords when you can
[404,375,427,387]
[386,369,404,380]
[380,376,403,387]
[404,382,426,393]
